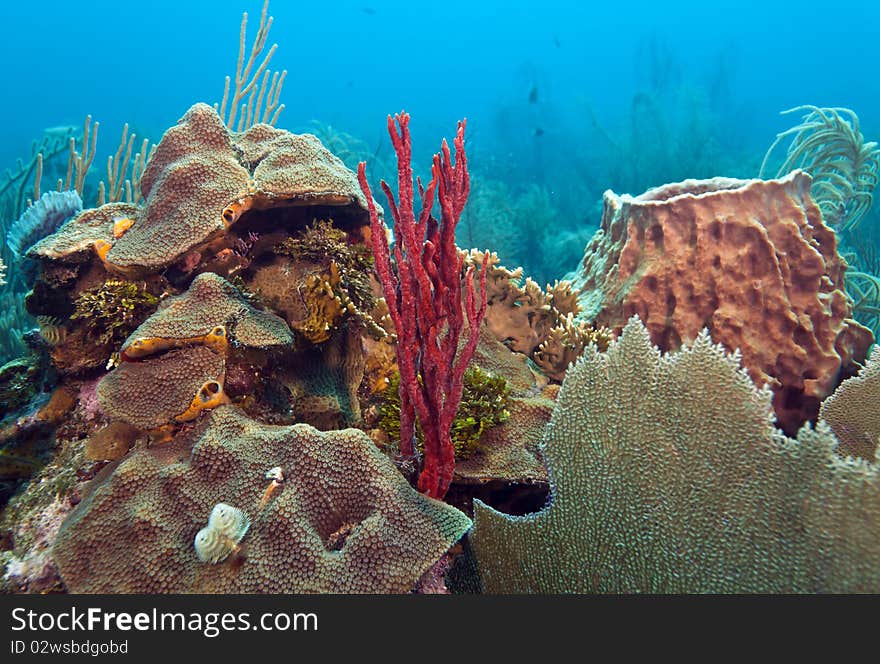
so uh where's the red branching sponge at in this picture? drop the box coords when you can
[357,112,488,500]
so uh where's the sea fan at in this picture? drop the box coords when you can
[6,190,83,258]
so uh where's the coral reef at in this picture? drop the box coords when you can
[2,495,72,593]
[83,421,139,462]
[0,381,72,509]
[120,272,291,355]
[447,326,554,506]
[52,405,471,593]
[468,250,611,381]
[252,220,379,343]
[98,273,292,430]
[0,355,50,419]
[98,345,227,430]
[280,326,366,429]
[448,366,511,460]
[0,414,109,593]
[273,220,375,320]
[0,190,83,364]
[379,365,511,462]
[27,202,140,262]
[70,280,159,347]
[471,317,880,593]
[6,14,879,600]
[36,104,378,277]
[570,170,873,434]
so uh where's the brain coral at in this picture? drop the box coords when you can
[570,169,873,434]
[52,405,471,593]
[121,272,293,355]
[471,317,880,593]
[89,103,378,273]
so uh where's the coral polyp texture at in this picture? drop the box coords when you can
[5,49,879,600]
[819,346,880,461]
[234,123,374,209]
[120,272,293,355]
[27,202,137,261]
[97,345,227,429]
[52,406,471,593]
[471,317,880,593]
[97,273,292,429]
[451,326,552,485]
[46,103,380,275]
[106,104,250,271]
[570,170,873,434]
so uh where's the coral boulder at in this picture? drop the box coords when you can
[52,406,471,593]
[98,273,293,429]
[101,103,378,274]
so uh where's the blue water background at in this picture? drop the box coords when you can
[2,0,878,220]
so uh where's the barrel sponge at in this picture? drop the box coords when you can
[471,316,880,593]
[233,123,373,210]
[121,272,293,353]
[570,170,874,434]
[97,345,225,429]
[27,202,138,261]
[820,345,880,461]
[108,104,250,271]
[52,405,472,593]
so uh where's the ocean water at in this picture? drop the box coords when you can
[3,0,878,195]
[2,0,879,302]
[2,0,879,354]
